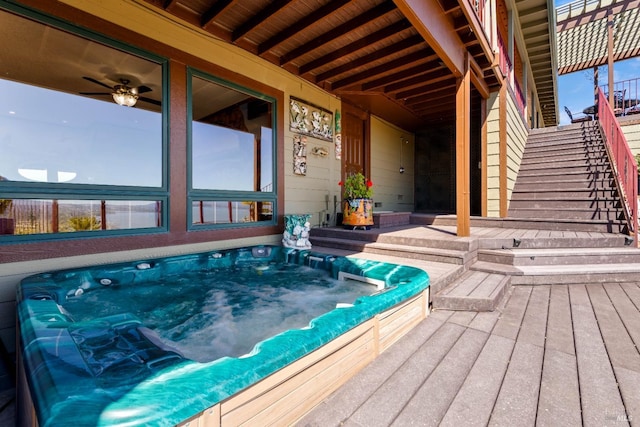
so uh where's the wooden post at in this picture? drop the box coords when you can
[456,53,471,237]
[608,12,614,108]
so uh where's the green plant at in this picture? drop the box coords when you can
[635,153,640,171]
[68,216,101,231]
[339,172,373,200]
[0,175,11,216]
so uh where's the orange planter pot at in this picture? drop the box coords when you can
[342,198,373,229]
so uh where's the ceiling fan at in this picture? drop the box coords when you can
[80,76,161,107]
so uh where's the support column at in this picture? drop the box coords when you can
[456,53,471,237]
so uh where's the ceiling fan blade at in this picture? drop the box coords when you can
[82,76,113,90]
[139,96,161,106]
[79,92,111,96]
[137,85,152,94]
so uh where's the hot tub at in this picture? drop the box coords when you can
[17,245,429,426]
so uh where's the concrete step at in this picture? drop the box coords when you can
[513,179,615,192]
[477,233,632,250]
[512,263,640,285]
[432,271,511,312]
[511,188,619,199]
[308,236,473,265]
[311,227,474,252]
[373,212,411,228]
[524,141,604,154]
[470,260,640,285]
[522,147,607,162]
[517,165,612,177]
[507,211,626,228]
[409,214,628,234]
[478,247,640,266]
[518,158,611,170]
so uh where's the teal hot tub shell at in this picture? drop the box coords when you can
[17,245,429,426]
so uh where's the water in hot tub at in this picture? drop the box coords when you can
[62,263,375,363]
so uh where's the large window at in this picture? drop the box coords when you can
[189,70,276,228]
[0,8,166,240]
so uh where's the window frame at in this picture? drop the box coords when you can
[0,3,170,243]
[186,67,278,231]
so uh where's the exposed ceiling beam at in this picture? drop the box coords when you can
[279,2,396,65]
[394,0,466,77]
[201,0,235,28]
[300,20,414,75]
[232,0,292,42]
[331,49,430,90]
[257,0,350,54]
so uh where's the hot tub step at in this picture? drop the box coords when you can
[433,271,511,312]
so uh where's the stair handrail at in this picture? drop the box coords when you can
[597,87,638,243]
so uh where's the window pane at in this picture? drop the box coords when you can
[191,200,273,225]
[0,199,162,236]
[0,11,163,188]
[191,75,273,192]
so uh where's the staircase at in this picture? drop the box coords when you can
[311,222,640,313]
[508,121,629,233]
[310,122,640,313]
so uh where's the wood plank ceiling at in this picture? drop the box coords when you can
[143,0,501,130]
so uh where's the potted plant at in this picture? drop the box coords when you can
[0,176,14,235]
[339,172,374,229]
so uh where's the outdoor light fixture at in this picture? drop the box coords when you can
[112,81,138,107]
[399,137,409,174]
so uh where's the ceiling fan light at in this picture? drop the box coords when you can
[112,84,139,107]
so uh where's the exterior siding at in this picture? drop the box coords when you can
[370,117,415,212]
[505,89,528,208]
[621,121,640,154]
[486,92,501,217]
[485,87,528,217]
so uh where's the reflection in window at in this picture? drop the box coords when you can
[0,199,161,236]
[0,8,166,239]
[0,77,162,187]
[192,201,273,225]
[191,75,273,193]
[189,70,276,228]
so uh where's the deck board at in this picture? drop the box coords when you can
[298,279,640,427]
[439,334,514,427]
[546,285,575,355]
[489,341,544,426]
[391,328,489,426]
[536,348,581,426]
[569,284,629,426]
[492,286,531,340]
[349,323,466,427]
[298,224,640,427]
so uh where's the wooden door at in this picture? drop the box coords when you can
[341,103,369,179]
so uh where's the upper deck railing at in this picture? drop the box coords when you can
[597,87,638,242]
[601,77,640,116]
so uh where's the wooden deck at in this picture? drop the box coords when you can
[297,282,640,426]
